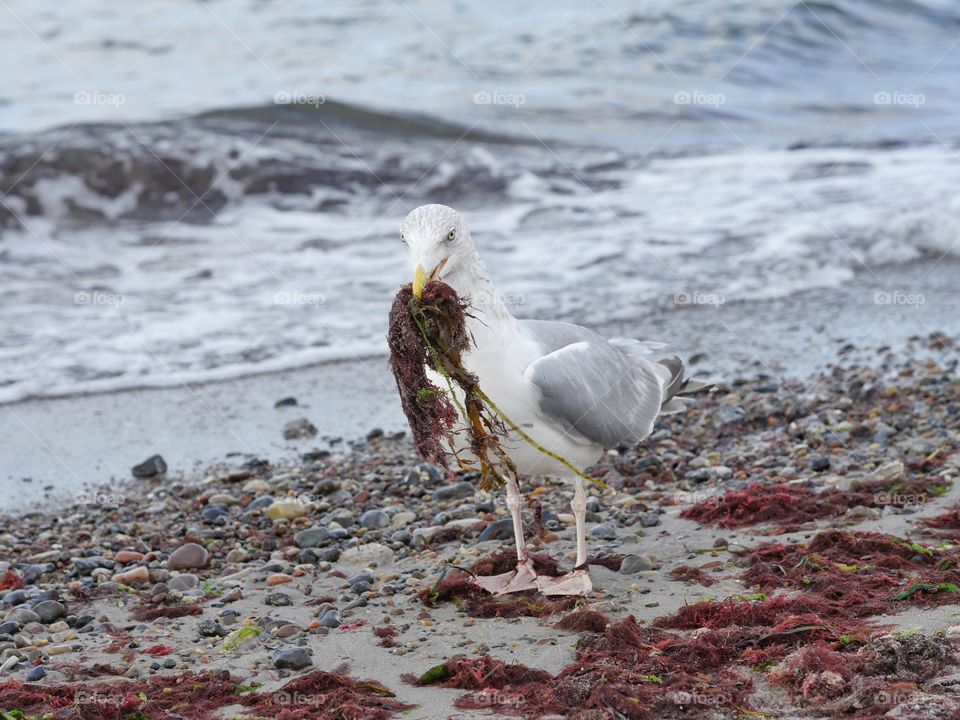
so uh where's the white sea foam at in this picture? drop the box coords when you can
[1,143,958,404]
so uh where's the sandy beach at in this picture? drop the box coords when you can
[4,2,960,717]
[2,319,959,718]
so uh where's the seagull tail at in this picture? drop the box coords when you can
[656,356,716,415]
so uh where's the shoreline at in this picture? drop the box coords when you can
[3,258,958,512]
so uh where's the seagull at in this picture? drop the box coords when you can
[400,204,705,596]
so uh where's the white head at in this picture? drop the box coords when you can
[400,204,486,300]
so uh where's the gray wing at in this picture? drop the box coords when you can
[519,320,670,448]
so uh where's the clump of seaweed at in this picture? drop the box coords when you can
[404,616,756,719]
[668,564,718,586]
[0,668,413,720]
[388,279,598,492]
[740,530,960,612]
[681,475,950,531]
[389,280,522,491]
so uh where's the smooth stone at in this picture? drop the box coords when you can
[283,418,318,440]
[115,551,145,565]
[274,624,301,639]
[273,647,311,670]
[341,543,394,566]
[132,454,167,478]
[265,592,293,607]
[619,555,656,574]
[198,620,227,638]
[3,591,28,606]
[248,495,274,511]
[404,463,444,485]
[225,549,250,564]
[111,567,149,585]
[481,518,516,541]
[318,609,341,628]
[266,500,308,521]
[810,456,831,472]
[266,574,292,587]
[359,510,389,530]
[293,527,330,549]
[432,482,474,502]
[639,512,660,528]
[168,543,209,570]
[32,601,65,624]
[207,493,237,506]
[590,522,618,539]
[390,511,417,528]
[168,574,199,592]
[0,622,18,635]
[242,479,271,494]
[26,666,46,681]
[202,504,231,525]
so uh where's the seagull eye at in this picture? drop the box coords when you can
[400,232,407,246]
[444,229,456,243]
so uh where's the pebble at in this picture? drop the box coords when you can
[810,456,831,472]
[293,527,330,548]
[318,609,342,628]
[168,574,199,592]
[619,555,656,574]
[26,666,46,681]
[132,454,167,478]
[115,551,144,564]
[283,418,318,440]
[390,511,417,527]
[432,482,474,502]
[266,574,292,586]
[168,543,209,570]
[479,517,515,541]
[273,647,312,670]
[111,567,149,585]
[359,509,390,529]
[265,592,293,606]
[242,478,271,494]
[590,521,618,539]
[32,600,65,624]
[340,543,394,565]
[267,500,308,520]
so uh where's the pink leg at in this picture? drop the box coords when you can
[473,475,539,595]
[538,476,593,596]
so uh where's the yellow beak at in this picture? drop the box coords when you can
[412,264,427,300]
[411,257,449,300]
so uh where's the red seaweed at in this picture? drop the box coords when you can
[681,476,950,531]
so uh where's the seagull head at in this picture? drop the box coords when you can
[400,204,478,300]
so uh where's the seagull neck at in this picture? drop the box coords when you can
[453,260,515,331]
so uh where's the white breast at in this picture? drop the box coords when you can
[426,313,603,479]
